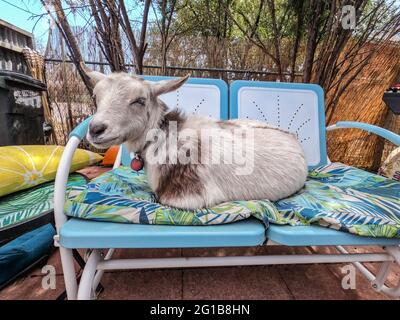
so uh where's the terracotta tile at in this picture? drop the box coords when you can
[77,166,111,180]
[311,245,400,295]
[281,245,396,297]
[182,265,292,300]
[99,269,182,300]
[29,249,84,276]
[183,248,249,258]
[274,246,396,300]
[112,248,181,259]
[0,274,66,300]
[276,263,354,300]
[2,244,398,300]
[255,244,306,255]
[325,263,390,300]
[182,245,297,258]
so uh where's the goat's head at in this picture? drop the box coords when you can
[82,65,189,149]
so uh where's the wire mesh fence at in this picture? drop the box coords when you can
[44,58,303,146]
[44,53,400,172]
[45,60,94,146]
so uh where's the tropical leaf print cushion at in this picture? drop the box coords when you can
[0,145,102,197]
[65,163,400,238]
[64,166,280,226]
[0,174,87,230]
[274,162,400,238]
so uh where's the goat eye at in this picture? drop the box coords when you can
[130,98,146,106]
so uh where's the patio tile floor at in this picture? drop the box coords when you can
[0,246,397,300]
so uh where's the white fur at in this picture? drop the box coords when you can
[84,69,308,209]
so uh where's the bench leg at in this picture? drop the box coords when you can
[378,246,400,297]
[57,249,104,300]
[59,247,78,300]
[92,249,115,293]
[77,249,102,300]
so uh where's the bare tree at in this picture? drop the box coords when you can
[289,0,305,82]
[119,0,151,74]
[89,0,126,72]
[183,0,234,79]
[230,0,285,80]
[231,0,400,109]
[151,0,176,75]
[41,0,152,82]
[41,0,93,93]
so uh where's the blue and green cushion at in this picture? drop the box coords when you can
[64,167,278,227]
[65,163,400,239]
[0,174,87,230]
[274,162,400,238]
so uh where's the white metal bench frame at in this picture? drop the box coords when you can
[53,78,400,300]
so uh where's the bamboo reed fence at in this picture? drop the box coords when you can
[327,43,400,171]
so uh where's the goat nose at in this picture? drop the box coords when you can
[89,122,107,137]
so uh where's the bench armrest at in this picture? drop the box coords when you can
[327,121,400,146]
[54,117,92,232]
[69,116,92,140]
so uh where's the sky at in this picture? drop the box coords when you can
[0,0,87,49]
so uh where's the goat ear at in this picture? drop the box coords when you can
[152,74,190,96]
[80,62,106,85]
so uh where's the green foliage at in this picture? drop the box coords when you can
[175,0,235,38]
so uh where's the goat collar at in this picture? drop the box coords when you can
[130,110,184,172]
[130,154,144,172]
[131,140,151,172]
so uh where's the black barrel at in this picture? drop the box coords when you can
[0,70,46,146]
[383,84,400,114]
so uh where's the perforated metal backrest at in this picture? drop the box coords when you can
[230,81,327,168]
[121,76,229,166]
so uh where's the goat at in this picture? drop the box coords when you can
[83,67,308,210]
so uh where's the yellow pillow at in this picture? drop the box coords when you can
[0,145,103,197]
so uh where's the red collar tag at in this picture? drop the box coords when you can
[130,156,144,171]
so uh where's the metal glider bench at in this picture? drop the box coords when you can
[54,78,400,299]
